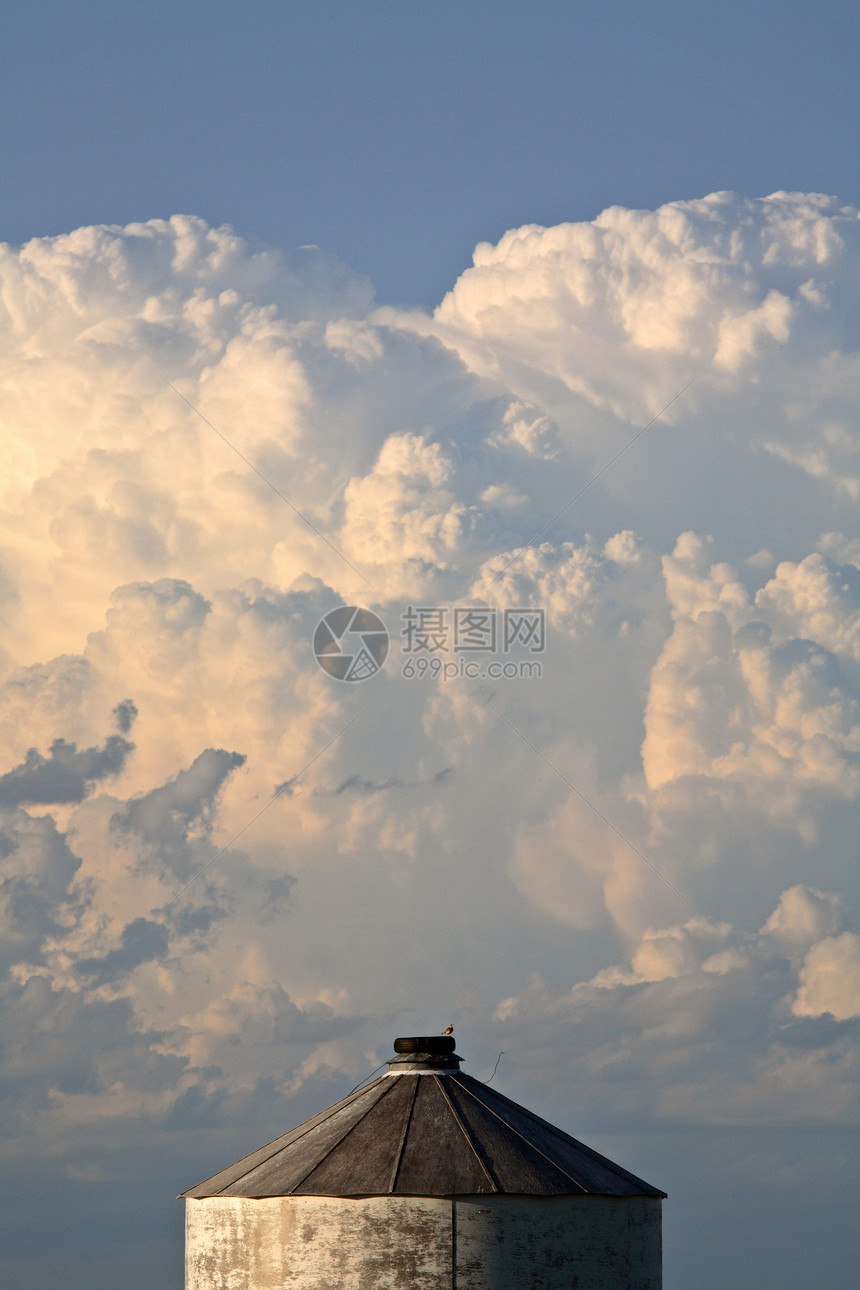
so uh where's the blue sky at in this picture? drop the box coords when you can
[4,1,859,304]
[2,5,860,1290]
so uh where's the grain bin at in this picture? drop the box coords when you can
[181,1034,664,1289]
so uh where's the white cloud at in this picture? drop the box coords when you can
[490,400,561,458]
[1,199,860,1252]
[468,531,657,634]
[593,917,735,985]
[760,884,844,955]
[390,192,854,393]
[341,432,475,583]
[492,889,860,1128]
[641,534,860,807]
[756,553,860,664]
[793,933,860,1020]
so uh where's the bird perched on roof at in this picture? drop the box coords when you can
[441,1024,454,1035]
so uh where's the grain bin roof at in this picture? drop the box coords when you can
[181,1036,665,1199]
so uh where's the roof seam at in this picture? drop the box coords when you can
[290,1077,400,1195]
[183,1078,390,1197]
[450,1076,588,1194]
[388,1075,419,1193]
[455,1075,662,1195]
[434,1075,499,1191]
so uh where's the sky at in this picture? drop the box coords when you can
[1,4,859,1289]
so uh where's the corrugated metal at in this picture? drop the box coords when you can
[181,1051,665,1199]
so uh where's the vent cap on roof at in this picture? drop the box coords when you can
[393,1035,455,1055]
[389,1034,461,1073]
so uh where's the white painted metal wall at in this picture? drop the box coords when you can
[185,1193,662,1289]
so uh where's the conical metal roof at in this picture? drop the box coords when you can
[181,1036,665,1199]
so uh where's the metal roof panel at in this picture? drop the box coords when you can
[181,1038,666,1200]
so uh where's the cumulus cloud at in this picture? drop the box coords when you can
[75,917,170,985]
[493,888,860,1128]
[641,534,860,808]
[760,883,844,957]
[113,747,246,881]
[793,932,860,1020]
[0,730,134,805]
[0,809,84,969]
[756,553,860,664]
[398,191,858,402]
[1,197,860,1286]
[341,432,477,588]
